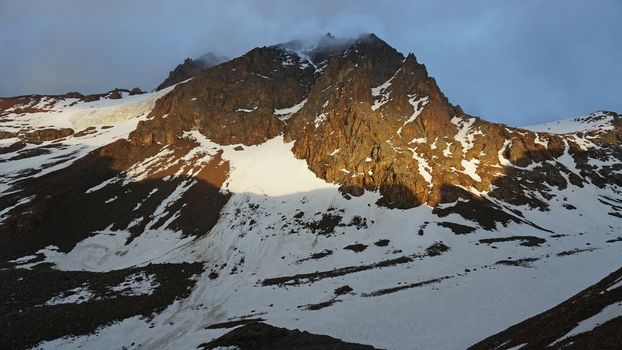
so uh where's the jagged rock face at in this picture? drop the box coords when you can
[489,112,622,210]
[131,46,317,146]
[285,35,566,208]
[156,53,229,91]
[2,34,619,216]
[285,34,467,207]
[127,33,622,212]
[155,58,204,92]
[281,35,619,210]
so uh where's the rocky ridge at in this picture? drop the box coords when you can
[156,52,229,91]
[125,33,622,224]
[2,33,620,251]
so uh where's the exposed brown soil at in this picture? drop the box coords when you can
[433,193,526,231]
[73,126,97,137]
[2,146,50,161]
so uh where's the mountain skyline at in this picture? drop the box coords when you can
[1,0,621,127]
[1,29,622,349]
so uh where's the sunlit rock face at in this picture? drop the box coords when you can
[4,33,620,229]
[129,33,622,214]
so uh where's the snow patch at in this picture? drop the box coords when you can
[45,285,95,305]
[461,159,481,182]
[236,107,258,113]
[314,113,328,129]
[371,71,398,111]
[397,95,429,135]
[524,111,615,134]
[551,301,622,345]
[607,277,622,292]
[110,272,160,296]
[217,135,338,196]
[451,116,481,154]
[274,99,307,121]
[411,148,433,187]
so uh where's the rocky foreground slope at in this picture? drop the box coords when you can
[469,266,622,349]
[1,34,621,349]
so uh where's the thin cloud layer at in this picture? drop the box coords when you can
[0,0,620,125]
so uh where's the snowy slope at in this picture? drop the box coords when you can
[3,122,619,350]
[470,265,622,349]
[0,87,174,195]
[523,110,617,134]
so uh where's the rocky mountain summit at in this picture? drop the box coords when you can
[130,33,621,224]
[156,52,229,91]
[0,33,621,350]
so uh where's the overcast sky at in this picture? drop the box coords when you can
[1,0,620,126]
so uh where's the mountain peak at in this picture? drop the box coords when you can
[361,32,382,42]
[353,33,393,49]
[22,32,619,216]
[155,51,228,91]
[275,34,353,58]
[402,52,429,80]
[274,33,398,65]
[197,52,229,66]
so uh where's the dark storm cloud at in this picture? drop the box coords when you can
[1,0,620,125]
